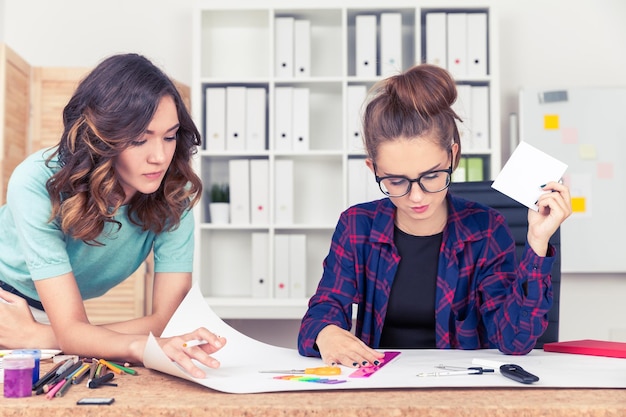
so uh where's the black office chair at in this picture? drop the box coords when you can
[448,180,561,348]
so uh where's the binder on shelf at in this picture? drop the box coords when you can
[275,16,294,77]
[347,84,367,153]
[292,87,310,151]
[453,84,472,151]
[289,234,307,299]
[226,86,247,151]
[249,159,269,225]
[274,159,294,224]
[425,12,447,69]
[274,234,290,298]
[469,85,490,150]
[355,15,377,77]
[294,19,311,78]
[228,159,251,224]
[452,156,467,183]
[380,13,402,77]
[251,232,269,298]
[274,87,293,151]
[204,87,226,151]
[466,13,488,77]
[348,158,379,206]
[245,87,267,151]
[466,157,484,182]
[446,13,468,78]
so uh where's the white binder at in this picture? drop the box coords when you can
[467,13,488,77]
[249,159,269,225]
[289,234,307,299]
[380,13,402,77]
[274,87,293,151]
[469,85,490,151]
[273,234,290,298]
[251,232,269,298]
[446,13,468,78]
[453,83,472,151]
[294,19,311,78]
[292,87,310,151]
[347,84,367,153]
[425,12,447,69]
[274,159,294,224]
[228,159,250,224]
[226,86,246,151]
[348,158,379,206]
[204,87,226,151]
[245,87,267,151]
[355,15,377,77]
[275,17,294,78]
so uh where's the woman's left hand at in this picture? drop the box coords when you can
[527,181,572,256]
[156,328,227,378]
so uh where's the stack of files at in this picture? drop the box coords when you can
[347,158,381,206]
[274,87,310,151]
[543,339,626,359]
[424,12,488,78]
[274,234,307,299]
[205,86,267,151]
[228,158,270,225]
[275,17,311,78]
[451,157,483,182]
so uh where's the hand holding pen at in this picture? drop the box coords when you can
[157,327,227,379]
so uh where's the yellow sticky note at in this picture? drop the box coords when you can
[544,114,559,130]
[571,197,586,213]
[579,144,597,160]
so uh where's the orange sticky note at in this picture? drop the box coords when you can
[571,197,586,213]
[544,114,559,130]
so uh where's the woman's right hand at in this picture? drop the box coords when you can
[0,288,43,348]
[315,324,385,368]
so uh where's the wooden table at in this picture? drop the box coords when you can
[1,365,625,416]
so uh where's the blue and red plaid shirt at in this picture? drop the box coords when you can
[298,194,555,356]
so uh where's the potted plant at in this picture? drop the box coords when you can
[208,183,230,224]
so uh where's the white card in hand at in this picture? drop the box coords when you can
[491,141,568,211]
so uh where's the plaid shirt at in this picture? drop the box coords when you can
[298,194,555,357]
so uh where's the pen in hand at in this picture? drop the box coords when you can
[183,339,208,348]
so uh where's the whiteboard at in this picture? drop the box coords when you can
[519,87,626,273]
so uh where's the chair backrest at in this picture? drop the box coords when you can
[448,180,561,348]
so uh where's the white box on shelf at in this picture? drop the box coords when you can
[250,159,270,224]
[289,234,307,299]
[275,16,295,78]
[425,12,447,69]
[226,86,247,151]
[274,159,294,224]
[251,232,270,298]
[292,87,310,151]
[228,159,251,224]
[467,12,488,77]
[274,234,290,298]
[355,15,377,77]
[245,87,267,151]
[294,19,311,77]
[274,86,293,151]
[446,13,468,78]
[380,13,402,77]
[204,87,226,151]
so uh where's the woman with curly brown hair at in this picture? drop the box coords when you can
[0,53,224,378]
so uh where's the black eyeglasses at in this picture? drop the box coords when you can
[374,152,453,197]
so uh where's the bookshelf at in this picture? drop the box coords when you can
[191,1,501,319]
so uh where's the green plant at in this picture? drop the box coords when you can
[209,183,230,203]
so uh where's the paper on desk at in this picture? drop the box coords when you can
[491,141,568,211]
[143,286,626,393]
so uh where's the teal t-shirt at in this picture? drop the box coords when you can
[0,148,195,301]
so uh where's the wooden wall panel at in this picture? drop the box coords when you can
[0,44,30,205]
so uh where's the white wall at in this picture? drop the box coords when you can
[2,0,626,348]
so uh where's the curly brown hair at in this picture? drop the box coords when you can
[45,53,202,245]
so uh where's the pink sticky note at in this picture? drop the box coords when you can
[597,162,614,179]
[561,127,578,144]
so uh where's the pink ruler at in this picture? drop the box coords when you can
[348,351,401,378]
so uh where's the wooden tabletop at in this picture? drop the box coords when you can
[1,365,625,417]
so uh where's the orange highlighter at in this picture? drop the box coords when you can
[259,366,341,376]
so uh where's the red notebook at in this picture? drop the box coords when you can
[543,339,626,358]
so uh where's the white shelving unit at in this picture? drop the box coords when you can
[191,1,500,319]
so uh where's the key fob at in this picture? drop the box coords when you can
[500,364,539,384]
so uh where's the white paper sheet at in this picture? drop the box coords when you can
[143,286,626,393]
[492,141,568,211]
